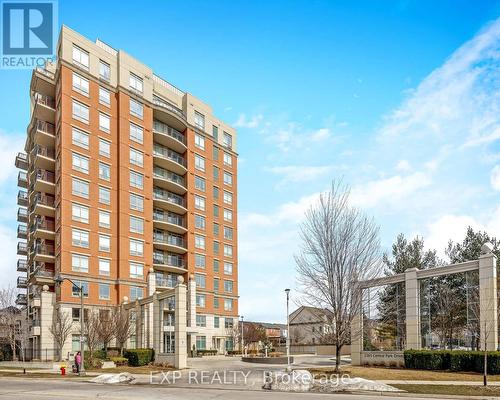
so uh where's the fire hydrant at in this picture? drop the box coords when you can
[60,366,66,375]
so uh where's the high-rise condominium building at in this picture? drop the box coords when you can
[15,26,238,358]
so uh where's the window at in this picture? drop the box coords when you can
[224,226,233,240]
[99,87,110,106]
[224,262,233,275]
[194,176,206,192]
[223,171,233,186]
[213,241,220,254]
[99,60,110,80]
[99,258,110,276]
[213,166,219,180]
[196,294,206,308]
[195,154,205,172]
[99,138,111,157]
[72,178,89,198]
[194,195,205,211]
[130,171,143,189]
[224,244,233,258]
[73,45,89,69]
[130,193,144,212]
[195,215,206,230]
[214,316,220,328]
[72,280,89,297]
[195,254,206,269]
[214,279,219,292]
[130,262,143,279]
[72,152,89,174]
[99,186,111,204]
[99,235,111,252]
[72,308,81,322]
[195,235,205,250]
[213,186,219,200]
[224,280,233,293]
[130,98,143,119]
[72,127,89,149]
[214,259,220,273]
[72,72,89,95]
[223,191,232,205]
[129,73,143,93]
[224,299,233,311]
[214,297,219,309]
[196,315,206,327]
[130,216,144,234]
[213,204,219,217]
[196,336,206,350]
[130,123,143,144]
[130,239,143,256]
[195,274,206,289]
[223,152,232,166]
[72,228,89,248]
[99,284,110,300]
[98,210,110,228]
[72,100,89,123]
[99,113,110,133]
[72,335,80,351]
[194,133,205,150]
[224,209,233,222]
[212,125,219,141]
[72,203,89,223]
[130,286,143,301]
[130,148,143,167]
[223,132,232,148]
[99,162,111,181]
[224,318,233,329]
[72,254,89,273]
[194,111,205,130]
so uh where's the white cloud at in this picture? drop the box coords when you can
[396,160,411,172]
[491,165,500,191]
[234,113,263,128]
[267,165,334,184]
[311,128,331,141]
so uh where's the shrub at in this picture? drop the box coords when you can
[84,358,103,370]
[110,357,128,366]
[198,350,218,356]
[269,352,283,357]
[123,348,155,367]
[227,350,242,356]
[84,349,106,360]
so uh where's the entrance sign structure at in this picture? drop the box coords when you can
[351,243,497,366]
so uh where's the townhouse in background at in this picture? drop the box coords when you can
[15,26,238,359]
[289,306,333,345]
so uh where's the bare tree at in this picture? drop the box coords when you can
[113,306,133,356]
[0,287,20,361]
[96,309,115,355]
[295,181,382,371]
[49,309,72,361]
[84,310,101,364]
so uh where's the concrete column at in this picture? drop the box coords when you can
[148,268,156,296]
[134,301,141,348]
[175,278,187,369]
[479,245,498,351]
[350,282,363,366]
[405,268,420,350]
[152,293,160,354]
[187,275,196,328]
[40,285,55,360]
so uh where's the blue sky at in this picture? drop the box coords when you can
[0,0,499,322]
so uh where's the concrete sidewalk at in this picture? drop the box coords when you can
[381,380,500,386]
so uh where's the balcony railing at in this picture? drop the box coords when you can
[32,264,54,278]
[153,120,186,144]
[35,66,55,79]
[17,242,28,253]
[18,190,28,203]
[156,275,177,288]
[153,144,186,167]
[153,232,186,248]
[35,120,55,135]
[153,166,186,187]
[17,207,28,221]
[17,277,27,287]
[34,169,55,184]
[34,93,55,109]
[18,171,27,185]
[153,252,185,269]
[33,243,55,257]
[33,193,55,208]
[17,260,27,272]
[33,145,55,160]
[16,294,27,305]
[153,187,186,208]
[153,210,185,228]
[31,218,55,233]
[17,224,28,236]
[152,95,185,119]
[15,153,28,170]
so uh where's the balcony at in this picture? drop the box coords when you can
[153,230,187,254]
[15,294,27,306]
[33,93,55,122]
[17,207,28,222]
[152,95,187,133]
[15,153,28,170]
[17,242,28,255]
[32,120,56,147]
[153,120,186,153]
[30,262,55,284]
[31,66,55,99]
[18,171,28,188]
[156,274,177,289]
[17,224,27,239]
[17,276,28,289]
[17,259,27,272]
[153,187,187,214]
[153,166,186,195]
[33,242,55,262]
[153,252,186,274]
[30,218,55,240]
[32,297,41,308]
[153,209,186,234]
[32,145,55,170]
[17,190,28,206]
[31,193,55,217]
[31,169,55,195]
[153,143,187,175]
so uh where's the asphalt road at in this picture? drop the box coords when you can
[0,378,430,399]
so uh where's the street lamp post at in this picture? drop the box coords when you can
[285,288,291,371]
[55,275,85,376]
[240,315,244,355]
